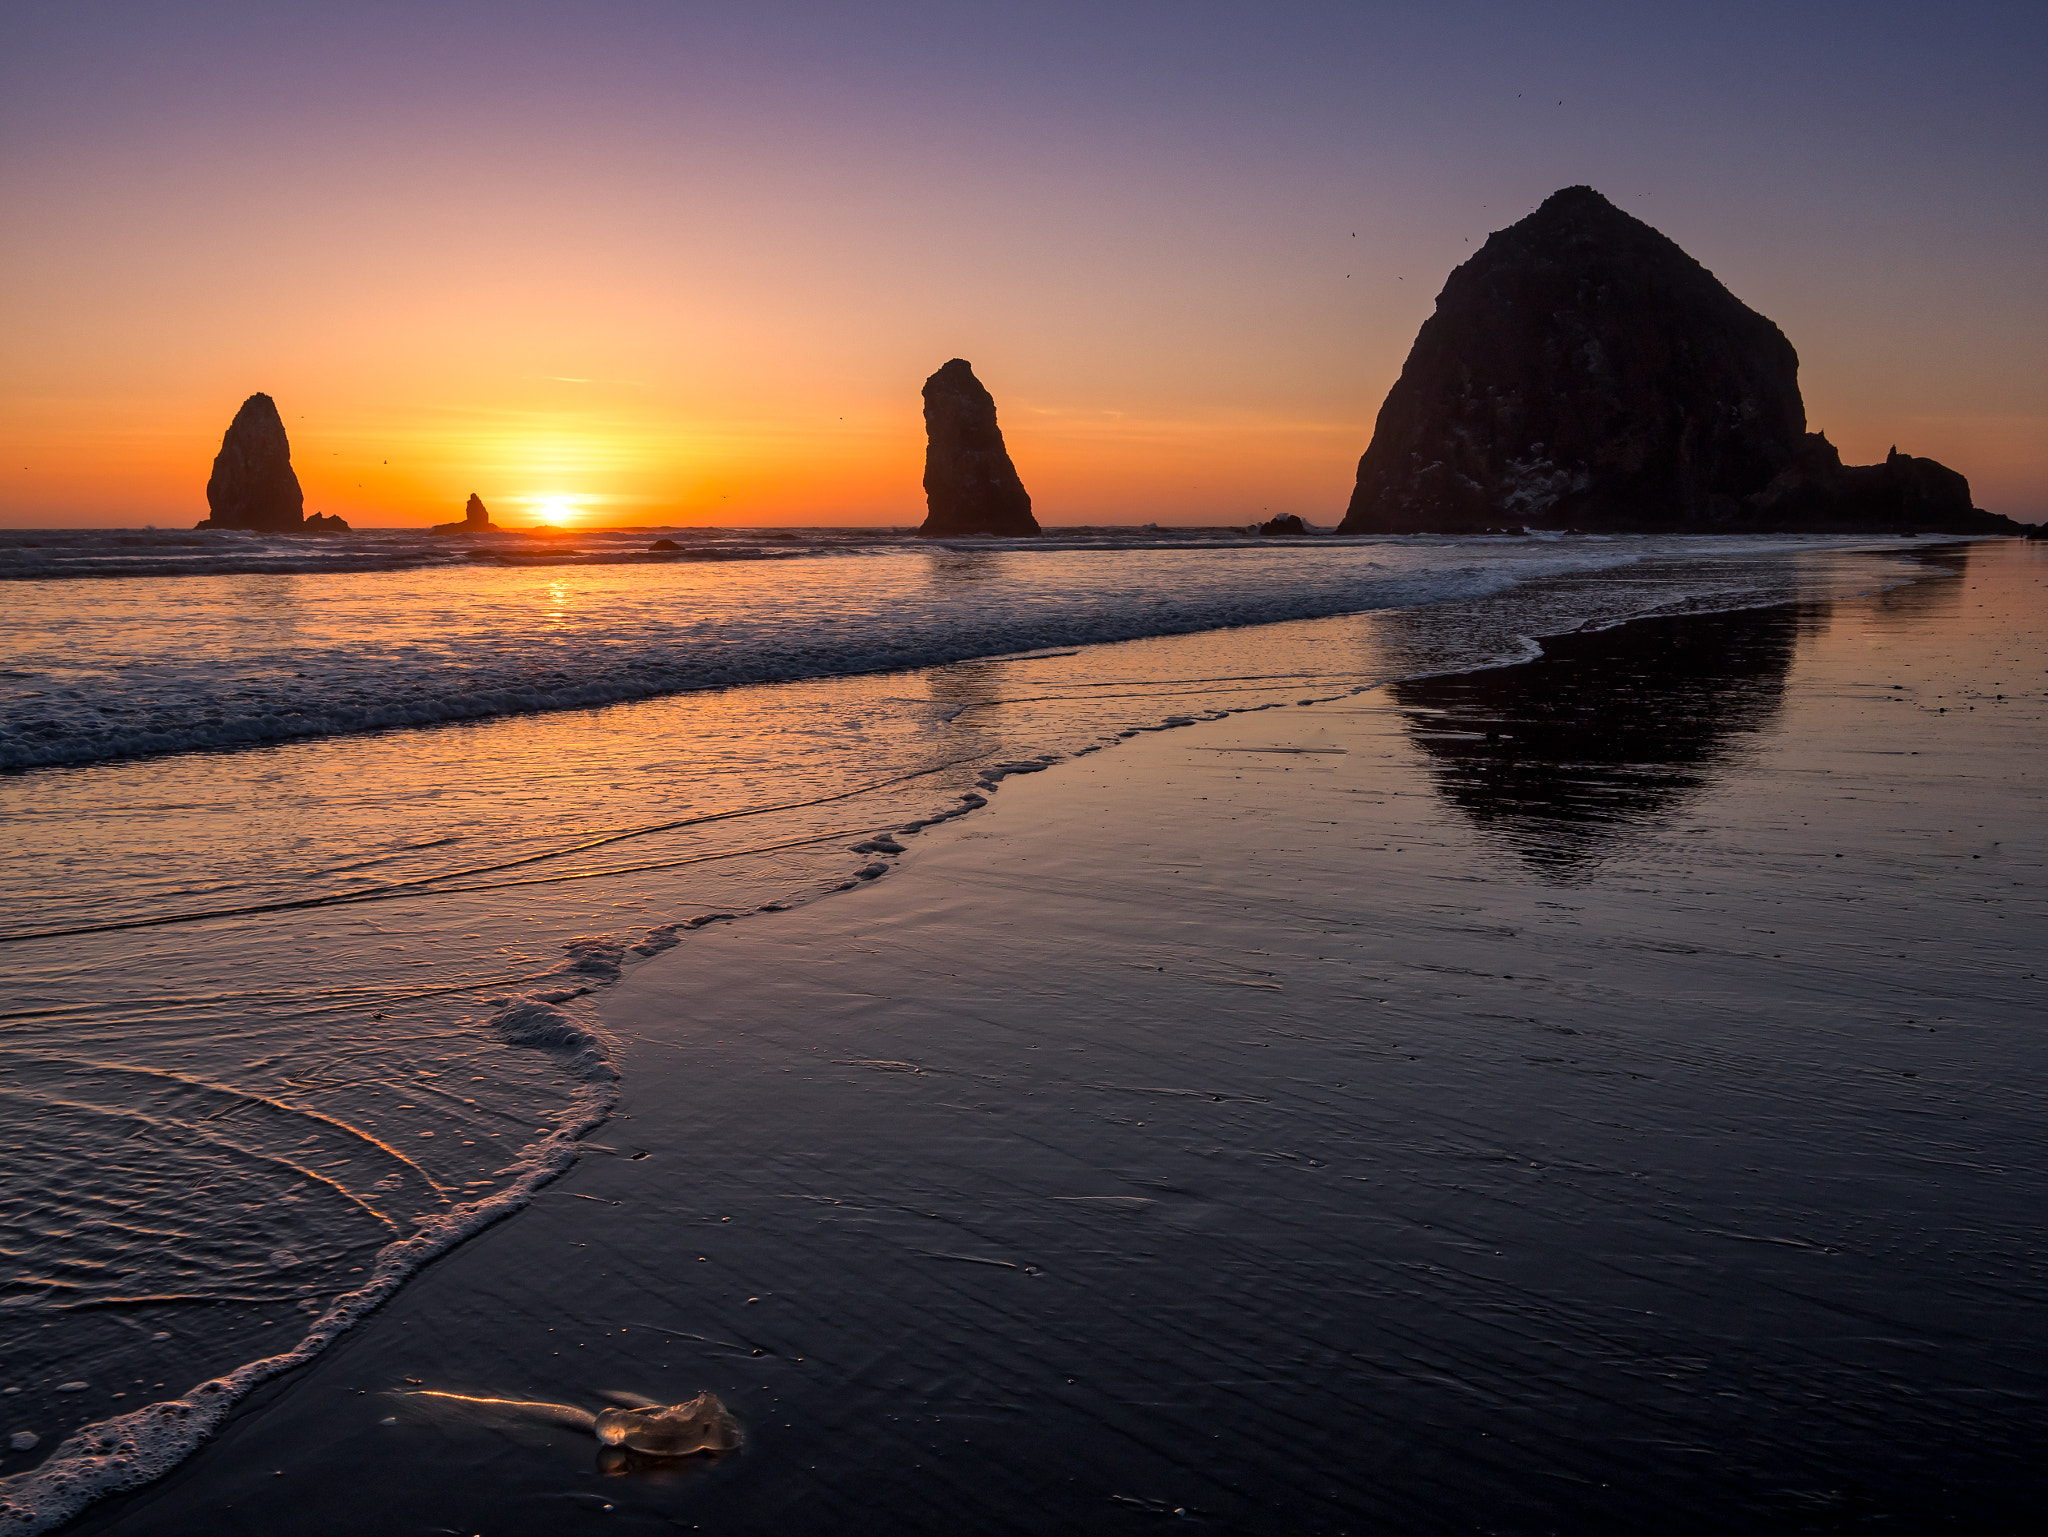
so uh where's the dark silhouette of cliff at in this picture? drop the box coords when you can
[918,360,1038,537]
[1749,439,2007,533]
[197,394,345,532]
[1338,187,2019,536]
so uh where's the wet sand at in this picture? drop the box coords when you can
[67,541,2045,1535]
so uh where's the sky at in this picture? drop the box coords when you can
[3,1,2043,529]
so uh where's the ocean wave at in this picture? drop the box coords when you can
[0,523,1301,582]
[0,534,1910,773]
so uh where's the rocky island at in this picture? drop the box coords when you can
[432,493,499,533]
[195,393,348,533]
[1337,187,2021,536]
[917,359,1039,537]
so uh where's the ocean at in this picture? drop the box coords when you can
[0,527,1934,1527]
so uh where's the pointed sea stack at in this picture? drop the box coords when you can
[1337,187,2018,536]
[197,393,342,532]
[433,493,499,534]
[918,359,1038,537]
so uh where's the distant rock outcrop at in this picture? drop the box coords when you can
[197,393,346,532]
[1748,440,1987,531]
[1257,514,1311,536]
[917,359,1039,537]
[432,493,499,534]
[1337,186,2021,536]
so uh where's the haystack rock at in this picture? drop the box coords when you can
[917,359,1039,537]
[1337,186,2019,536]
[432,493,499,534]
[197,393,346,532]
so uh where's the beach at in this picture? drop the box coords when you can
[42,538,2044,1535]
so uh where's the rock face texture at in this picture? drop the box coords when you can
[1338,187,2018,536]
[199,394,322,531]
[918,359,1038,537]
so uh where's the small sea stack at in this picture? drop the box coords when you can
[197,393,346,532]
[917,359,1039,538]
[1337,186,2019,536]
[432,493,499,534]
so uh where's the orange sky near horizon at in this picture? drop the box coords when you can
[3,4,2043,530]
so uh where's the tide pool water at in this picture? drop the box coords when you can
[0,531,1929,1529]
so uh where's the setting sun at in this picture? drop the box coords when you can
[526,494,583,526]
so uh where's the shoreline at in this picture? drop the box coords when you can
[2,531,1934,774]
[51,536,2048,1532]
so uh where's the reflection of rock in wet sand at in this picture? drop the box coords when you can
[1393,603,1809,874]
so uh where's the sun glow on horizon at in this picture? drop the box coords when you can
[526,493,585,526]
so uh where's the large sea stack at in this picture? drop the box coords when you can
[198,393,346,532]
[1337,187,2018,536]
[918,359,1039,537]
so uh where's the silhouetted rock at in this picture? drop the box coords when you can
[431,493,499,534]
[1257,514,1311,536]
[1747,440,1997,532]
[197,393,331,531]
[302,512,349,533]
[917,359,1039,537]
[1338,187,2021,536]
[649,538,682,551]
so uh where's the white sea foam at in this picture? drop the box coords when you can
[0,934,653,1535]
